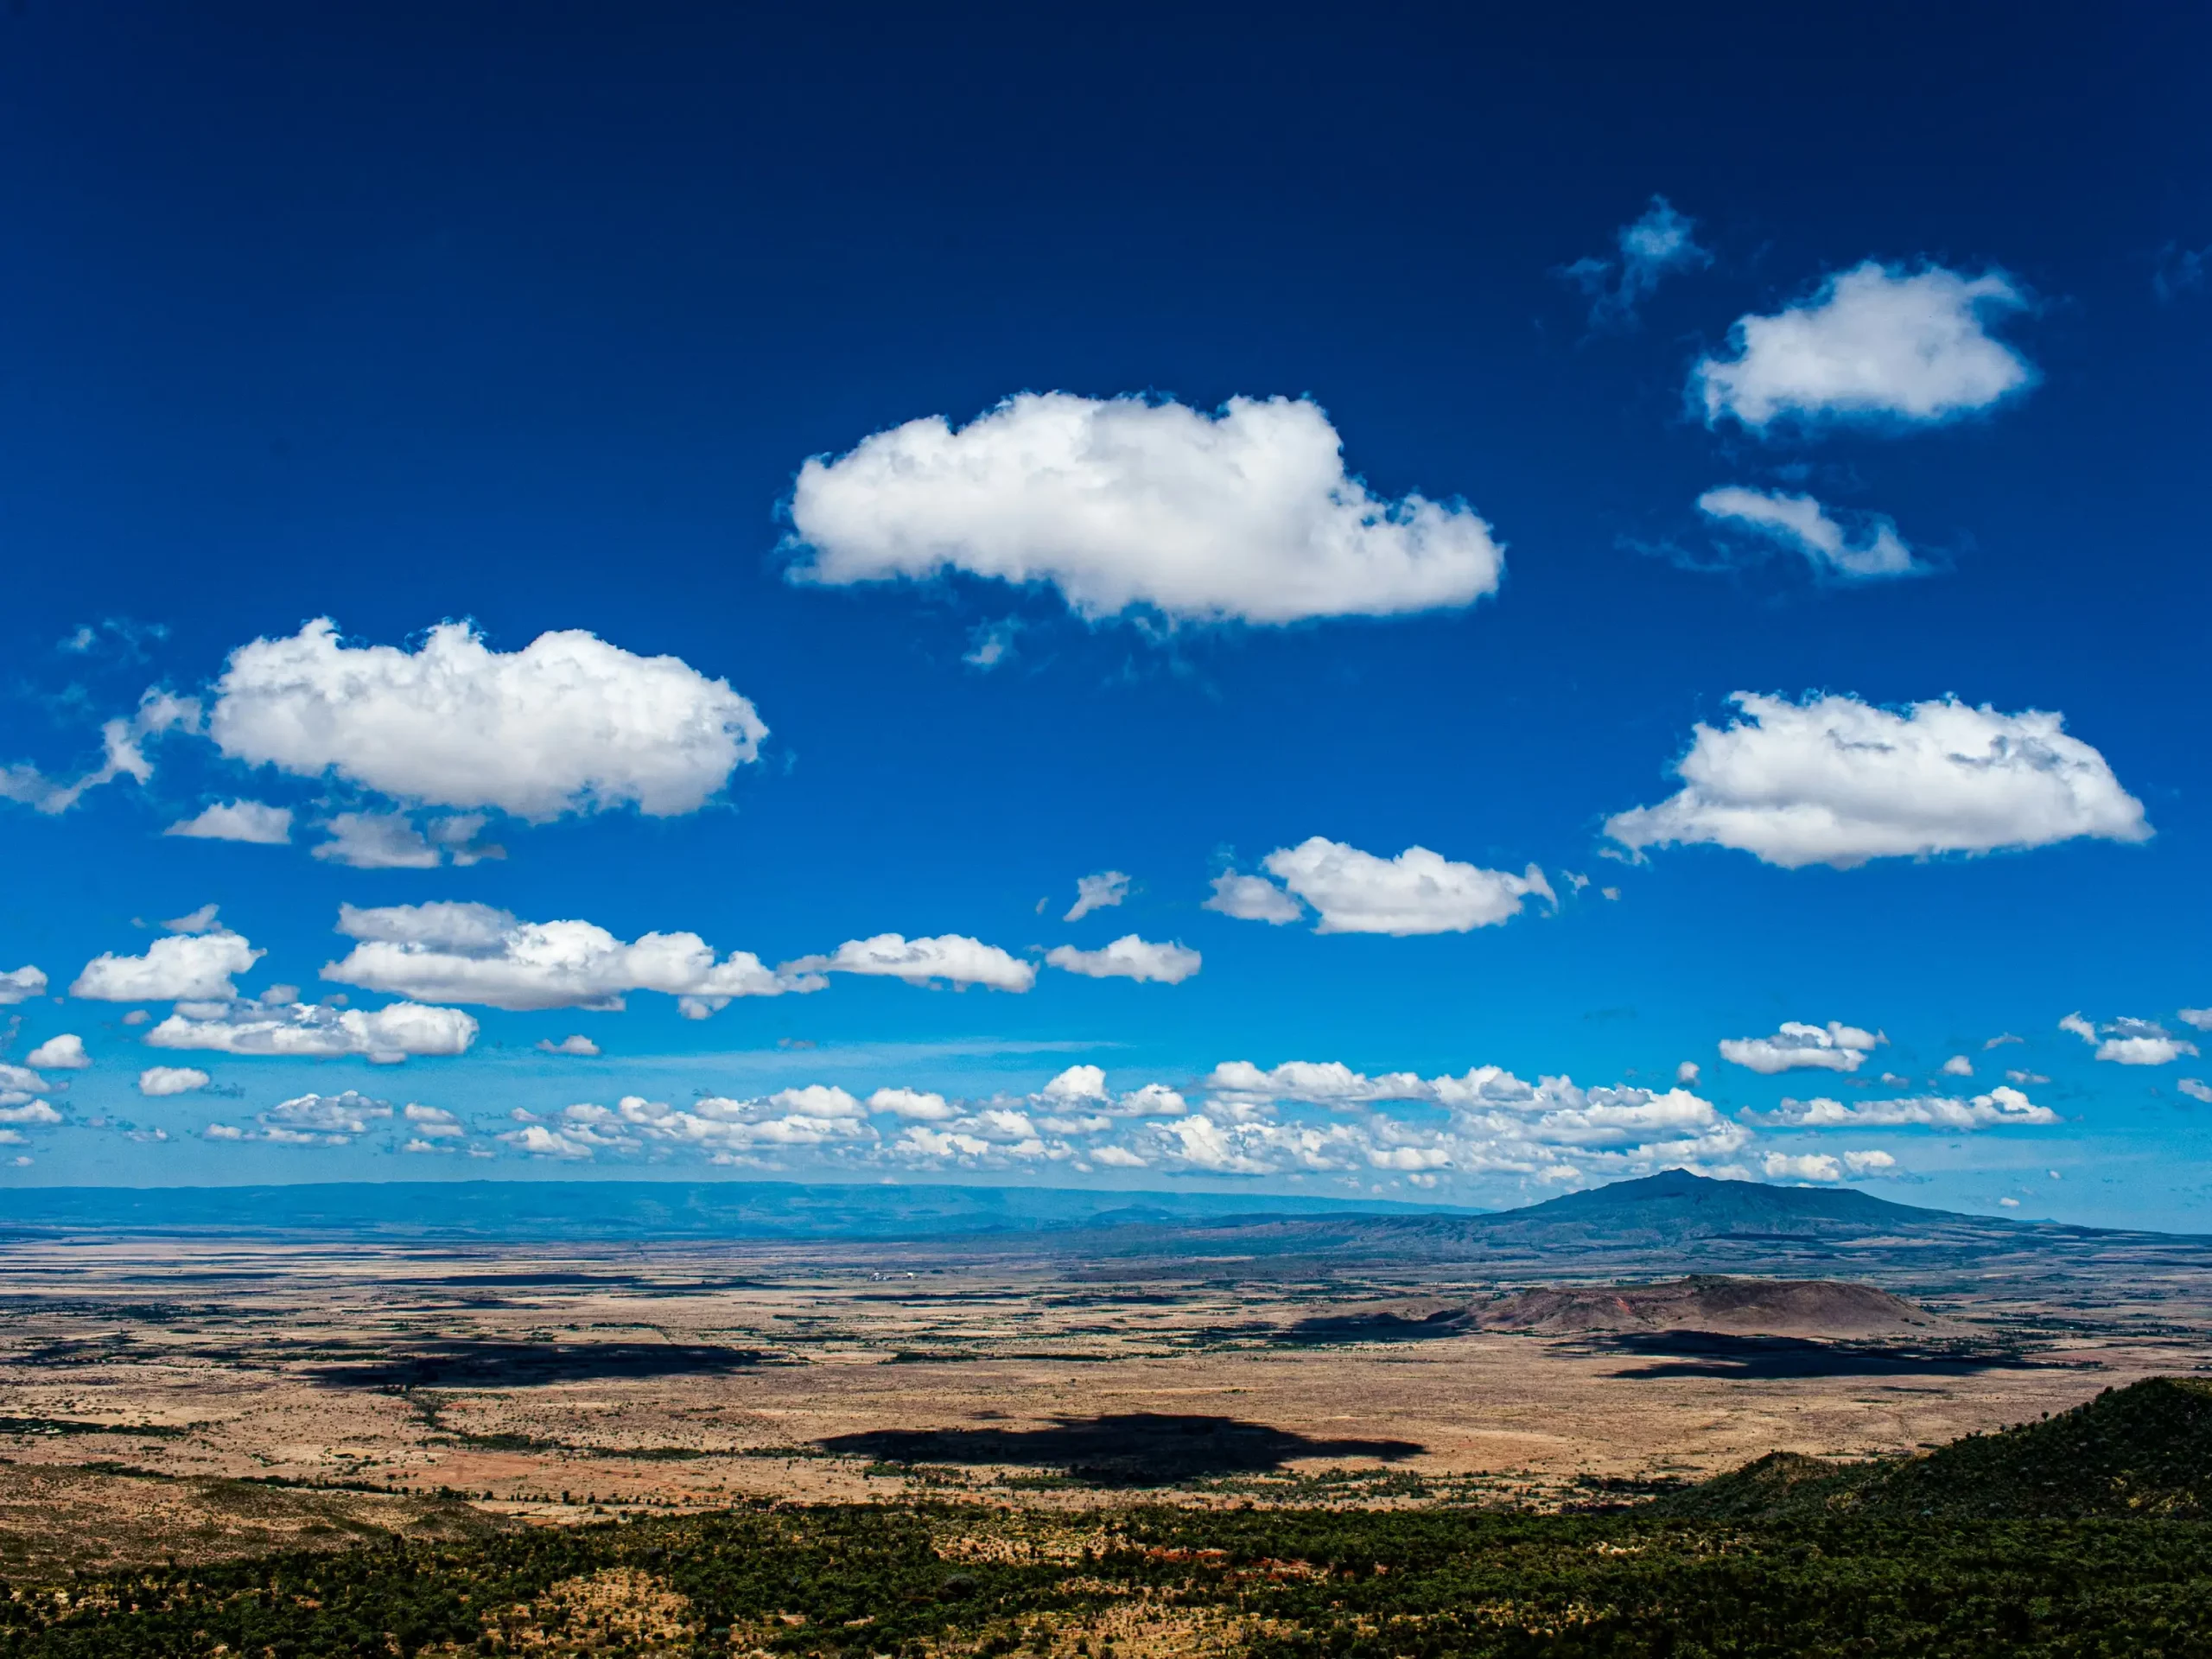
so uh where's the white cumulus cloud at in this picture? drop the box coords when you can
[1694,262,2034,430]
[0,1061,55,1097]
[1111,1083,1187,1118]
[402,1103,465,1138]
[503,1123,599,1159]
[0,966,47,1005]
[25,1034,88,1070]
[209,619,766,820]
[1941,1055,1974,1077]
[2099,1034,2198,1066]
[1038,1065,1108,1103]
[1202,871,1305,925]
[144,999,477,1064]
[205,1090,401,1145]
[1523,1084,1735,1150]
[536,1034,601,1057]
[1719,1020,1883,1075]
[1151,1113,1300,1175]
[1205,1059,1434,1109]
[311,811,504,870]
[782,933,1033,993]
[1065,871,1130,922]
[1696,487,1923,581]
[1605,693,2149,869]
[1258,838,1553,935]
[71,931,264,1002]
[266,1090,391,1141]
[2179,1079,2212,1104]
[2061,1013,2202,1065]
[868,1087,956,1121]
[1750,1086,2057,1129]
[312,812,443,869]
[892,1126,995,1162]
[784,393,1504,626]
[137,1065,210,1096]
[518,1090,880,1160]
[1148,1058,1751,1186]
[1037,1065,1186,1118]
[1149,1084,1729,1181]
[165,799,294,844]
[1763,1149,1898,1182]
[823,1070,1196,1160]
[1044,936,1201,984]
[323,901,803,1014]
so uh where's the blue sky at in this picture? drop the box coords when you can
[1,3,2207,1225]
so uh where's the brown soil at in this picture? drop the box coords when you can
[0,1234,2204,1572]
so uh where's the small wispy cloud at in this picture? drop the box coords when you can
[1695,486,1927,582]
[2154,242,2208,302]
[1559,195,1712,327]
[964,618,1021,670]
[1065,870,1131,923]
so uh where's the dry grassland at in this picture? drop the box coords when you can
[0,1231,2206,1568]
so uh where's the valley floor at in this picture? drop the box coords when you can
[0,1232,2207,1569]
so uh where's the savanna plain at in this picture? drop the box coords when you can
[6,1190,2212,1656]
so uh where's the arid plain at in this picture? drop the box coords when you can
[3,1216,2209,1573]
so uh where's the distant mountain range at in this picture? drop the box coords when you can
[0,1175,1476,1241]
[3,1171,2206,1288]
[1010,1169,2212,1287]
[1039,1168,2075,1257]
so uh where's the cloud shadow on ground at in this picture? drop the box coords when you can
[820,1412,1424,1486]
[1280,1308,1476,1344]
[308,1341,763,1389]
[1591,1331,2062,1381]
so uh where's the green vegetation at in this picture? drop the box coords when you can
[1656,1376,2212,1522]
[5,1379,2212,1656]
[3,1503,2211,1656]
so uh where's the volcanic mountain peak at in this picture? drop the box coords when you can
[1510,1167,1930,1229]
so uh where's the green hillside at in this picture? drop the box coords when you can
[8,1498,2212,1658]
[1656,1376,2212,1522]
